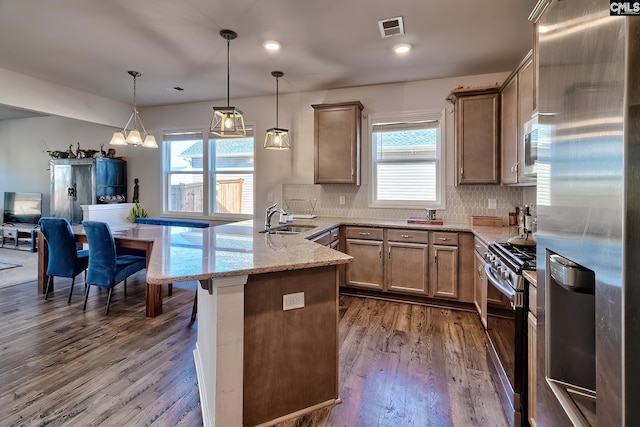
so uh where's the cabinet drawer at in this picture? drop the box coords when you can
[330,227,340,242]
[3,229,18,239]
[345,227,383,241]
[387,229,429,244]
[473,236,489,255]
[433,232,458,246]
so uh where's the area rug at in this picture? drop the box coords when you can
[0,262,21,271]
[0,248,38,288]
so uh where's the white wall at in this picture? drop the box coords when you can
[138,71,511,219]
[1,71,520,221]
[0,116,116,215]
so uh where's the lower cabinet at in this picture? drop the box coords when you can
[432,245,459,299]
[344,227,384,290]
[344,227,473,302]
[386,229,429,295]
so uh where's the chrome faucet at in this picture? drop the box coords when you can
[265,202,287,229]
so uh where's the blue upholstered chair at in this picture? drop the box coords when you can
[39,217,89,303]
[82,221,147,315]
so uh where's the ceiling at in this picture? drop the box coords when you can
[0,0,534,114]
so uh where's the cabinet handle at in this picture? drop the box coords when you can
[401,234,413,239]
[475,244,481,249]
[379,247,382,259]
[460,167,464,177]
[438,237,450,241]
[359,232,370,236]
[388,247,391,259]
[351,168,354,178]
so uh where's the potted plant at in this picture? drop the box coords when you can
[129,201,148,222]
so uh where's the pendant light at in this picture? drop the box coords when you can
[210,29,246,137]
[264,71,291,150]
[109,71,158,148]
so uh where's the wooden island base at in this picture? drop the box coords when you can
[195,265,340,427]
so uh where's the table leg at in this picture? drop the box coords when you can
[37,231,49,294]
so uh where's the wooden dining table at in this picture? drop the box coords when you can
[37,224,168,317]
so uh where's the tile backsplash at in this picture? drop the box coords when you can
[283,183,529,225]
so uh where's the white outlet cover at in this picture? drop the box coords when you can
[283,292,305,311]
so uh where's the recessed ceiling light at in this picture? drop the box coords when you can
[263,40,281,52]
[393,43,412,56]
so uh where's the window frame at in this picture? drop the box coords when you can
[162,125,255,221]
[368,110,446,210]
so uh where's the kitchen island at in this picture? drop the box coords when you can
[144,220,352,427]
[142,217,520,427]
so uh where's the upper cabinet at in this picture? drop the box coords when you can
[447,86,501,185]
[312,101,364,185]
[501,48,536,186]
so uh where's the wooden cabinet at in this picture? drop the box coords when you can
[431,232,459,300]
[344,227,384,289]
[386,229,429,295]
[474,249,488,327]
[527,273,538,427]
[344,227,475,303]
[312,101,364,185]
[501,49,536,185]
[447,86,501,185]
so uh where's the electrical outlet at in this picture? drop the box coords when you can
[339,195,346,205]
[488,198,497,209]
[283,292,305,311]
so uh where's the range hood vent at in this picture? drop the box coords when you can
[378,16,404,38]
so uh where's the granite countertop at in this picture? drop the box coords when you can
[128,217,525,285]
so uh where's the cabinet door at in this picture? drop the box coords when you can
[517,55,536,185]
[313,102,363,184]
[501,75,519,184]
[473,250,488,328]
[528,311,537,427]
[432,245,459,299]
[385,241,428,295]
[345,238,383,289]
[456,91,500,184]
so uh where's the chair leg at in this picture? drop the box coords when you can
[83,285,91,311]
[124,279,127,297]
[168,283,173,296]
[105,288,114,315]
[44,276,53,300]
[190,291,198,324]
[67,276,77,304]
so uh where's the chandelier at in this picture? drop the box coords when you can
[109,71,157,148]
[264,71,291,150]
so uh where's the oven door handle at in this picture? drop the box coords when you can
[485,263,519,308]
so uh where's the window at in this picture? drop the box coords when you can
[369,110,445,209]
[163,128,254,218]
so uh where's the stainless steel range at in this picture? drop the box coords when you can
[484,241,535,427]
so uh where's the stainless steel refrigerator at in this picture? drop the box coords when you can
[535,1,640,425]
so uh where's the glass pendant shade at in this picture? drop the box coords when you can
[142,134,158,148]
[211,106,246,137]
[109,131,127,146]
[211,30,246,138]
[264,70,290,150]
[110,70,157,148]
[125,129,142,145]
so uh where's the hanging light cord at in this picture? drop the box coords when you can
[275,75,279,127]
[226,37,230,107]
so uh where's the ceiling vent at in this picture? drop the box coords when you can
[378,16,405,38]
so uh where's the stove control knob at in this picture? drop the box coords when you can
[502,269,510,280]
[484,252,491,262]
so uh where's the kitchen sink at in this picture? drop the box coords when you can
[259,224,317,234]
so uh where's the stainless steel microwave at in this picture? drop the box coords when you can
[522,115,538,177]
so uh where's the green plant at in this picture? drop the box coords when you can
[129,202,148,222]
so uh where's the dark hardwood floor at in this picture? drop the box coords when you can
[0,276,507,427]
